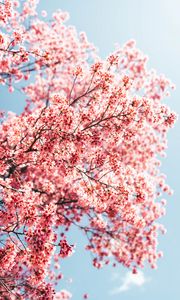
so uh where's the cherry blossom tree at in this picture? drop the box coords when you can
[0,0,177,299]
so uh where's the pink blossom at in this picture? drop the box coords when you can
[0,0,177,299]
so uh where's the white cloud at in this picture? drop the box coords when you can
[110,270,150,295]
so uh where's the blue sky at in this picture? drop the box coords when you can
[1,1,180,299]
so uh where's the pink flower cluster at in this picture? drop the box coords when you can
[0,0,177,299]
[59,239,74,258]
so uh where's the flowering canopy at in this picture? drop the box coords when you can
[0,0,176,299]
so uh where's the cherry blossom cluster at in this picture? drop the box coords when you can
[59,239,74,258]
[0,0,177,299]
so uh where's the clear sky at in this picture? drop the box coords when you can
[1,1,180,299]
